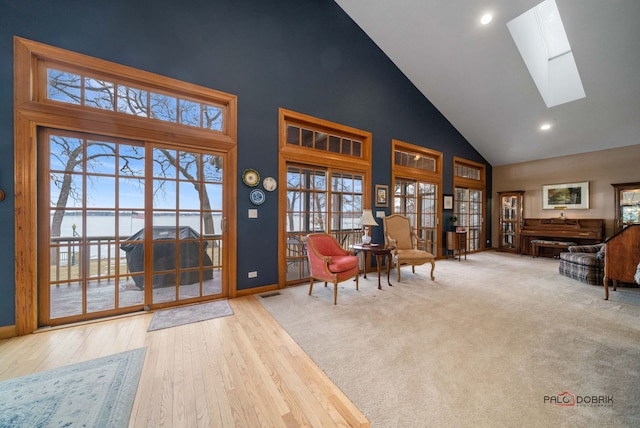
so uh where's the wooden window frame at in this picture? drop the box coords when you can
[453,157,486,187]
[392,140,443,182]
[278,109,372,286]
[43,64,228,132]
[14,37,238,335]
[390,140,443,256]
[452,156,487,252]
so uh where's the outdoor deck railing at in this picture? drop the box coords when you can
[50,234,223,284]
[51,229,360,285]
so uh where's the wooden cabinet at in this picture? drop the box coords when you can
[604,224,640,300]
[612,182,640,233]
[497,191,524,253]
[446,231,467,261]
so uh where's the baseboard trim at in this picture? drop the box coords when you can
[0,324,17,340]
[236,283,279,297]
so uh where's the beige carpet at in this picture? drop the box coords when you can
[259,251,640,427]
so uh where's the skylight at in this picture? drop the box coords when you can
[507,0,585,108]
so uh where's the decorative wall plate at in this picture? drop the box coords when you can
[242,169,260,187]
[263,176,277,191]
[250,188,266,205]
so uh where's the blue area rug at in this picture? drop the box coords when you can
[148,300,233,331]
[0,348,146,428]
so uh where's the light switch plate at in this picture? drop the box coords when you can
[376,211,385,218]
[248,209,258,218]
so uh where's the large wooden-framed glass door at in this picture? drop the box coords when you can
[453,157,486,252]
[392,179,439,255]
[453,187,483,251]
[39,128,226,326]
[390,140,443,256]
[14,37,237,335]
[278,109,372,286]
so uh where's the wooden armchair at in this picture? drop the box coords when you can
[382,214,435,282]
[306,233,360,304]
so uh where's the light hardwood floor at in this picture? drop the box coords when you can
[0,296,370,427]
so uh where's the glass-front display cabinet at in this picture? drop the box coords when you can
[497,191,524,253]
[612,182,640,233]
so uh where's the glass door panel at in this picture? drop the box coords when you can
[285,165,363,284]
[393,179,439,255]
[285,166,326,282]
[330,172,363,246]
[498,191,523,252]
[40,129,225,326]
[43,131,148,324]
[150,147,224,305]
[418,182,438,254]
[500,222,516,248]
[613,183,640,233]
[455,187,483,251]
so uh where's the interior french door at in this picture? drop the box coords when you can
[453,157,486,252]
[39,128,226,326]
[392,178,439,255]
[454,187,483,251]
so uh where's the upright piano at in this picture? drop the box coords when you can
[520,218,605,257]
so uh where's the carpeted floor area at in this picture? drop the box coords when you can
[259,251,640,427]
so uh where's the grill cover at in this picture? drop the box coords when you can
[120,226,214,289]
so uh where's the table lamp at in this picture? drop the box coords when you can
[360,209,378,244]
[554,205,567,218]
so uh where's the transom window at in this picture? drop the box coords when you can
[286,125,363,157]
[394,149,437,172]
[454,162,482,180]
[45,67,225,132]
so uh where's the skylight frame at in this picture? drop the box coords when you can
[507,0,585,108]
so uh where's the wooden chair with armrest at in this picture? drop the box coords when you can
[603,224,640,300]
[306,233,360,304]
[382,214,435,282]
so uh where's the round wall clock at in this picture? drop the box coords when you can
[250,188,266,205]
[263,176,277,191]
[242,169,260,187]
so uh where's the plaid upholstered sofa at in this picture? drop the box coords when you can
[558,243,605,285]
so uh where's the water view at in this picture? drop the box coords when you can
[53,212,223,239]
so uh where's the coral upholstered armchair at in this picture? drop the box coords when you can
[306,233,360,304]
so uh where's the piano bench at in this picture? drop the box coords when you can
[531,240,577,258]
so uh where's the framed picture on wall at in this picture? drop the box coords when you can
[443,195,453,210]
[542,181,589,209]
[375,184,388,207]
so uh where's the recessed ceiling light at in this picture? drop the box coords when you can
[480,13,493,25]
[540,123,552,131]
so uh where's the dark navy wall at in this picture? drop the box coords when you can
[0,0,491,325]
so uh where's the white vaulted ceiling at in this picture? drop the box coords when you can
[334,0,640,166]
